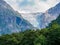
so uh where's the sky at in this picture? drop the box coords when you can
[4,0,60,13]
[4,0,60,27]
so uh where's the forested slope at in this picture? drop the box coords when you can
[0,15,60,45]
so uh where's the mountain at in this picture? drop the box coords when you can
[20,3,60,29]
[0,15,60,45]
[0,0,33,35]
[36,3,60,29]
[48,3,60,16]
[48,14,60,27]
[20,12,42,28]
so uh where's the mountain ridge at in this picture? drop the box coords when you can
[36,2,60,29]
[0,0,34,34]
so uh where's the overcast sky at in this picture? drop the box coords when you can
[4,0,60,13]
[4,0,60,27]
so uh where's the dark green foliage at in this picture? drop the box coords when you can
[0,15,60,45]
[0,30,47,45]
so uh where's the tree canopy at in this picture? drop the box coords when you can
[0,15,60,45]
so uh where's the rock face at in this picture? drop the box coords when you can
[36,3,60,29]
[0,0,33,34]
[0,0,60,34]
[48,3,60,16]
[20,3,60,29]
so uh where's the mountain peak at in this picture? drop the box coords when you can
[48,2,60,16]
[54,3,60,8]
[56,3,60,6]
[0,0,14,11]
[0,0,34,34]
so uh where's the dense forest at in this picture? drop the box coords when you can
[0,15,60,45]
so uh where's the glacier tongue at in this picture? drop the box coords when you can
[0,0,60,34]
[20,13,39,28]
[20,3,60,29]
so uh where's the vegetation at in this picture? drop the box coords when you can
[0,15,60,45]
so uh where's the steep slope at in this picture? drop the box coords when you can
[36,3,60,29]
[48,3,60,16]
[20,3,60,29]
[0,0,33,34]
[48,15,60,27]
[21,12,42,28]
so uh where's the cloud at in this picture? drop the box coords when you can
[4,0,60,27]
[21,13,39,27]
[4,0,60,13]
